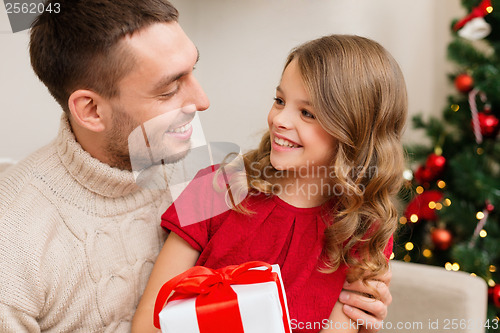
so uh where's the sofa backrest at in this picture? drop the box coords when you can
[385,260,488,333]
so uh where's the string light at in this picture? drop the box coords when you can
[477,147,484,155]
[479,229,487,238]
[428,201,436,209]
[437,180,446,188]
[405,242,414,251]
[488,279,496,287]
[403,169,413,181]
[476,211,485,220]
[435,203,443,210]
[445,262,453,271]
[470,273,477,277]
[486,6,493,13]
[444,198,452,206]
[410,214,419,223]
[452,263,460,271]
[422,249,432,258]
[489,265,497,273]
[416,186,424,194]
[451,104,459,112]
[399,216,407,225]
[403,254,411,262]
[389,253,395,260]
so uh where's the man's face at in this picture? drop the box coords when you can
[104,22,209,170]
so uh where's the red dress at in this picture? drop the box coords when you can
[161,167,392,333]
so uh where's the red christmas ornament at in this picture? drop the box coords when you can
[477,112,500,137]
[489,285,500,308]
[431,227,453,251]
[413,154,446,184]
[414,165,434,184]
[454,74,474,93]
[404,190,443,221]
[425,153,446,175]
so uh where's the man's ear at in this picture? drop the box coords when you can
[68,90,110,132]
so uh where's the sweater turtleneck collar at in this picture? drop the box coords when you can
[55,114,141,198]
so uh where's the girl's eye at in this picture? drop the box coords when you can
[301,110,315,119]
[273,97,285,106]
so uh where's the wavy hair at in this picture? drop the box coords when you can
[241,35,407,284]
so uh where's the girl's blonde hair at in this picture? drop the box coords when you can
[242,35,408,283]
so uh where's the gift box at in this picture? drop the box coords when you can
[154,261,292,333]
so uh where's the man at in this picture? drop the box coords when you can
[0,1,391,332]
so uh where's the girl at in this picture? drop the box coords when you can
[133,34,407,333]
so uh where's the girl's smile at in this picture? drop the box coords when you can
[271,133,302,151]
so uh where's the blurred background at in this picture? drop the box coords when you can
[0,0,464,161]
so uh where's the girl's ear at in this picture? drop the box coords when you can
[68,89,110,133]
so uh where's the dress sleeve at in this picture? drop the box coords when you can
[161,203,208,252]
[161,165,232,252]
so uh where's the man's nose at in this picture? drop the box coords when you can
[185,75,210,112]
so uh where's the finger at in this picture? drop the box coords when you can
[343,279,391,305]
[338,290,387,320]
[358,267,392,286]
[342,303,384,333]
[363,279,391,305]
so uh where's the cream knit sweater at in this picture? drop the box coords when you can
[0,115,171,332]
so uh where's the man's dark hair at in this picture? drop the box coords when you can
[30,0,179,113]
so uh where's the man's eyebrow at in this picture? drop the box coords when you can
[275,86,311,106]
[151,49,200,94]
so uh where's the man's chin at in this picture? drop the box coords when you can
[132,149,191,190]
[159,149,190,164]
[133,148,190,170]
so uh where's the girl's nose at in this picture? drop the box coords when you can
[272,109,293,130]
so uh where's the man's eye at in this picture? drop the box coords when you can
[273,97,285,106]
[160,89,178,99]
[301,110,315,119]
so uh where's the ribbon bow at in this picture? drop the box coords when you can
[154,261,290,333]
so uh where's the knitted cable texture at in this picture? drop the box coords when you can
[0,114,171,332]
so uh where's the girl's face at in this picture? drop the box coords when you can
[267,59,337,174]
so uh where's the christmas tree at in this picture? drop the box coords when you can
[395,0,500,329]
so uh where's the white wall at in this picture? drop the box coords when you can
[0,0,465,161]
[0,7,60,161]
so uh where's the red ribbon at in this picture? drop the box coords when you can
[154,261,291,333]
[454,0,492,31]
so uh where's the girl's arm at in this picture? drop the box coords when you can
[132,232,200,333]
[320,301,359,333]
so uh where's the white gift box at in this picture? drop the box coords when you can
[158,264,291,333]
